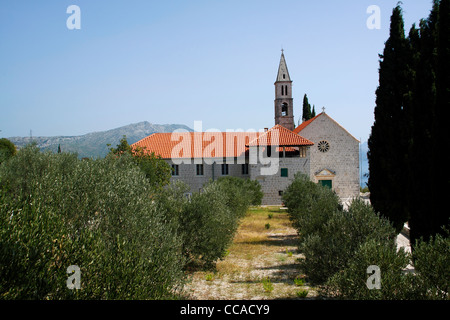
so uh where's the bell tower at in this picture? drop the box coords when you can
[274,50,294,131]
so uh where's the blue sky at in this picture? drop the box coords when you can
[0,1,435,143]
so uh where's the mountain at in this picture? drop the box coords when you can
[8,122,193,159]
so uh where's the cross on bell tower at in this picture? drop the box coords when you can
[274,50,295,131]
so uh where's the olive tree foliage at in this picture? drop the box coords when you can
[0,142,262,298]
[0,145,185,299]
[0,138,16,164]
[282,173,342,243]
[282,173,449,300]
[155,176,263,269]
[108,135,172,191]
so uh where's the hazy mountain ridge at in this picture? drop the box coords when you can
[8,121,193,159]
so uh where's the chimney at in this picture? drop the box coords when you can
[264,128,268,132]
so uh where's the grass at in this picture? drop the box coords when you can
[294,276,305,286]
[262,277,274,293]
[183,206,317,300]
[296,289,309,298]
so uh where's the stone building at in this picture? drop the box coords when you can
[132,52,359,204]
[294,112,360,200]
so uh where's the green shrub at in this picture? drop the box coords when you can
[180,182,237,268]
[156,177,252,269]
[296,289,308,298]
[155,176,261,269]
[323,228,450,300]
[282,173,342,242]
[109,135,172,191]
[323,239,413,300]
[0,145,185,299]
[293,277,304,286]
[283,172,449,300]
[411,229,450,300]
[242,178,264,206]
[298,199,396,284]
[214,176,263,215]
[153,180,191,229]
[0,138,17,164]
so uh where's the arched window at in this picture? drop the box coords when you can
[282,103,288,116]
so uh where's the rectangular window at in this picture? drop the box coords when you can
[281,168,288,177]
[241,163,249,175]
[196,164,204,176]
[171,164,179,176]
[221,164,229,175]
[319,180,332,189]
[299,147,306,158]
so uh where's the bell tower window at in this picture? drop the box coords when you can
[282,103,288,116]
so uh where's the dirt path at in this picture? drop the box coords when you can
[182,207,317,300]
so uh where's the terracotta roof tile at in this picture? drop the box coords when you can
[132,125,313,159]
[293,113,323,134]
[132,131,258,159]
[247,125,314,147]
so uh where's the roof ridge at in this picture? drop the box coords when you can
[293,113,359,142]
[293,112,323,134]
[247,125,313,146]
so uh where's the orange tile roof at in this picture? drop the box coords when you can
[247,125,314,147]
[131,125,313,159]
[132,131,258,159]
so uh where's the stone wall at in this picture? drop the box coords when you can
[299,113,360,200]
[249,148,310,205]
[166,158,250,193]
[166,149,311,206]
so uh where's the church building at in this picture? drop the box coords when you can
[132,52,360,205]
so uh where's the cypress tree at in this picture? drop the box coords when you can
[311,105,316,117]
[408,0,440,247]
[302,94,312,121]
[432,0,450,237]
[370,1,450,245]
[368,5,412,233]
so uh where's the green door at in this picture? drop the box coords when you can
[319,180,332,189]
